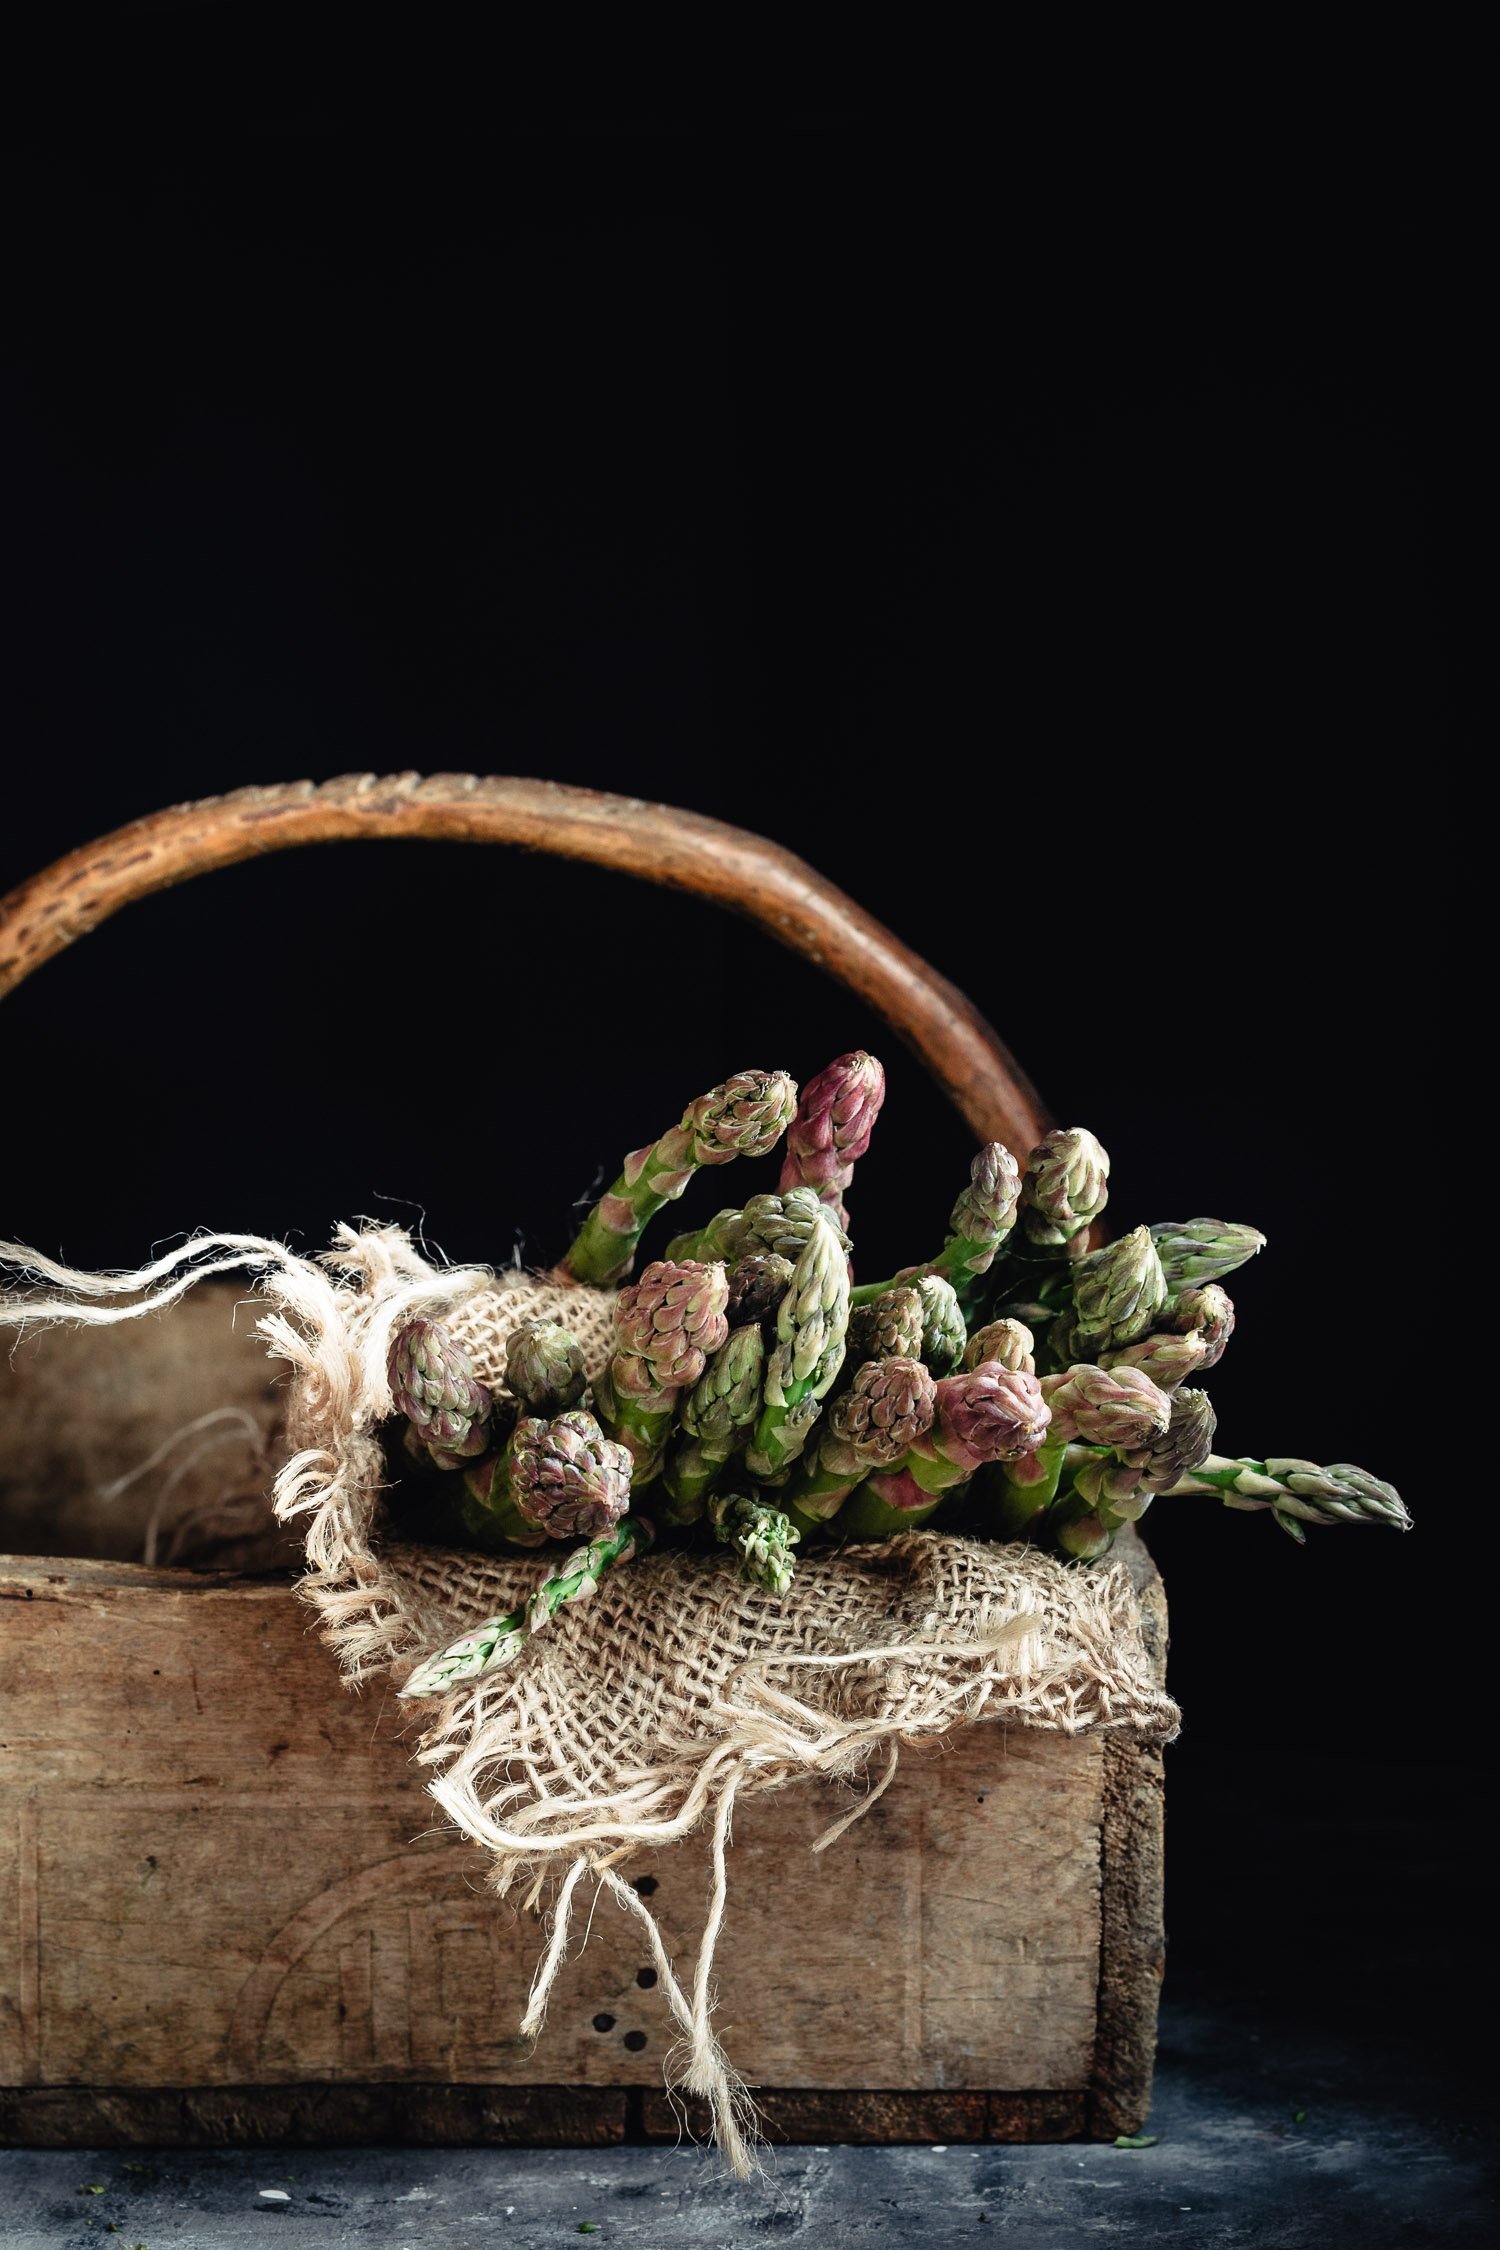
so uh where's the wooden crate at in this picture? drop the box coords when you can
[0,1296,1167,2148]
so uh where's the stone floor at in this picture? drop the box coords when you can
[2,1988,1493,2248]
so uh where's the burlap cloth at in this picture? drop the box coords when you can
[1,1222,1179,2173]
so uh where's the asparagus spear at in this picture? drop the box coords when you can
[962,1317,1036,1374]
[1042,1362,1174,1448]
[709,1491,800,1596]
[910,1273,967,1376]
[1020,1126,1111,1249]
[939,1142,1022,1294]
[1048,1389,1220,1557]
[724,1252,796,1332]
[398,1517,652,1698]
[457,1409,635,1550]
[388,1317,495,1470]
[1157,1454,1411,1539]
[745,1207,851,1481]
[778,1050,886,1228]
[504,1317,587,1415]
[593,1259,730,1483]
[1097,1284,1235,1389]
[1149,1218,1266,1291]
[846,1285,927,1364]
[838,1361,1051,1536]
[666,1187,850,1268]
[1162,1283,1236,1368]
[659,1322,766,1523]
[564,1069,797,1285]
[975,1360,1171,1541]
[849,1142,1020,1309]
[782,1354,937,1526]
[1067,1385,1219,1520]
[1098,1329,1207,1391]
[1059,1226,1170,1358]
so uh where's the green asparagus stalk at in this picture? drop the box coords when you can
[457,1409,635,1550]
[398,1517,651,1698]
[778,1050,886,1228]
[709,1491,800,1597]
[1068,1386,1219,1519]
[962,1316,1036,1374]
[781,1354,937,1526]
[938,1142,1022,1292]
[745,1208,851,1481]
[1041,1361,1174,1448]
[724,1252,796,1332]
[1066,1226,1170,1356]
[910,1273,967,1376]
[975,1360,1170,1542]
[388,1317,495,1471]
[1157,1454,1411,1541]
[1097,1283,1235,1389]
[564,1069,797,1285]
[972,1429,1070,1539]
[1019,1126,1111,1249]
[667,1187,850,1268]
[1044,1488,1118,1561]
[1149,1219,1266,1291]
[504,1317,587,1415]
[663,1206,751,1266]
[659,1322,766,1523]
[1098,1329,1208,1391]
[1049,1389,1219,1556]
[593,1259,731,1483]
[838,1361,1051,1536]
[849,1142,1020,1309]
[846,1285,927,1365]
[1161,1283,1236,1369]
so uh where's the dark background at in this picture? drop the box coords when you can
[1,116,1470,2116]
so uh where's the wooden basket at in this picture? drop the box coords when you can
[0,777,1166,2150]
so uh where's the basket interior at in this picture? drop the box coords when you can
[1,1285,294,1573]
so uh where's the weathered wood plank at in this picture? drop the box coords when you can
[0,2082,1095,2147]
[0,1554,1142,2112]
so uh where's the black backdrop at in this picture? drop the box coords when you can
[1,120,1468,2098]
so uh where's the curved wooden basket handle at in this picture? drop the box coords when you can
[0,774,1048,1151]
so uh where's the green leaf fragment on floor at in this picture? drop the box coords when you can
[1113,2133,1159,2148]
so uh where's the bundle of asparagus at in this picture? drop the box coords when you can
[388,1058,1408,1698]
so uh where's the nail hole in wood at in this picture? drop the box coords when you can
[592,2013,615,2033]
[633,1876,658,1897]
[636,1967,657,1989]
[623,2029,648,2052]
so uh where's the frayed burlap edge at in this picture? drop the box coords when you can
[0,1223,1179,2176]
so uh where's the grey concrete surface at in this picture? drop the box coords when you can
[3,1991,1494,2250]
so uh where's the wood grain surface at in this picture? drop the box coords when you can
[0,1554,1129,2104]
[0,775,1048,1152]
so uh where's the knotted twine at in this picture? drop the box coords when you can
[0,1224,1179,2174]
